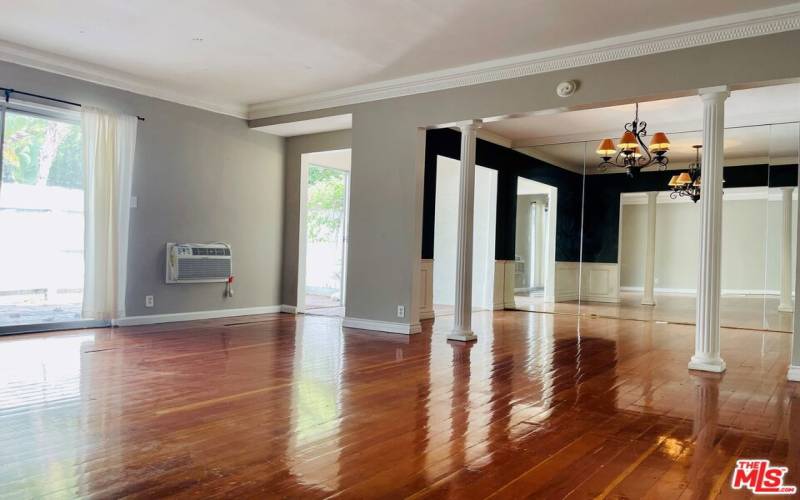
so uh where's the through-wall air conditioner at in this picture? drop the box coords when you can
[166,243,232,283]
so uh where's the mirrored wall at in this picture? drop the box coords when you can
[506,84,800,333]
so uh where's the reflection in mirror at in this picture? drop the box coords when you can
[505,84,799,333]
[764,122,799,332]
[718,125,770,331]
[615,130,703,324]
[513,142,585,315]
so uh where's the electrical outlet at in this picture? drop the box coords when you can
[397,305,405,318]
[130,196,138,208]
[145,295,154,308]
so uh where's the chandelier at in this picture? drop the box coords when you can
[668,145,702,203]
[596,103,670,177]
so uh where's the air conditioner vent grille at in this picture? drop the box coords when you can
[177,259,231,281]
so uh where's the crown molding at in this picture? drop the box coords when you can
[248,3,800,119]
[0,40,248,119]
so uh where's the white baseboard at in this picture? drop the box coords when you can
[280,304,297,314]
[788,365,800,382]
[621,286,783,296]
[580,295,622,304]
[342,316,422,335]
[113,305,283,327]
[555,292,579,302]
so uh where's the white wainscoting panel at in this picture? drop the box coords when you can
[492,261,505,310]
[554,261,621,303]
[555,261,580,302]
[504,261,517,309]
[492,260,516,310]
[420,259,435,320]
[580,262,621,303]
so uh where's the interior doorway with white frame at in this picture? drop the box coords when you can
[513,177,557,309]
[298,149,351,317]
[432,155,498,316]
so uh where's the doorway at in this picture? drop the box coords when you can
[298,149,351,317]
[432,155,498,315]
[0,102,96,333]
[514,177,557,309]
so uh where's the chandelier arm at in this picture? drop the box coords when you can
[635,131,653,167]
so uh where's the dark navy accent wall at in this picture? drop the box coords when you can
[422,128,584,262]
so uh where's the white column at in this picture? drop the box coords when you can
[689,86,729,373]
[780,187,794,313]
[642,192,658,306]
[449,119,481,342]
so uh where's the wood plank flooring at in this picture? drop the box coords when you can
[0,310,798,498]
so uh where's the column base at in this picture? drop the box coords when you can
[778,304,794,313]
[641,299,656,306]
[788,366,800,382]
[448,331,477,342]
[688,356,726,373]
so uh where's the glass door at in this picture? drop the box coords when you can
[0,104,94,333]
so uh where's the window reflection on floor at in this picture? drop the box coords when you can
[290,319,343,490]
[0,333,94,495]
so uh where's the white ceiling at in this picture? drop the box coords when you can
[0,1,797,118]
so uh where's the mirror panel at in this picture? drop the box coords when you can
[513,142,585,316]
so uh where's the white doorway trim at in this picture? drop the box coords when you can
[544,185,557,302]
[297,149,351,314]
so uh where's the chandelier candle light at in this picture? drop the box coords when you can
[596,103,671,177]
[669,145,702,203]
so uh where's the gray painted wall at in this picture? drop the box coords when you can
[255,31,800,326]
[0,60,285,317]
[282,130,352,306]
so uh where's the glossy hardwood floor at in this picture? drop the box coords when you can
[1,310,798,498]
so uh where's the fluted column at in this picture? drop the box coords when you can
[642,192,658,306]
[689,86,729,373]
[449,120,481,342]
[780,187,794,313]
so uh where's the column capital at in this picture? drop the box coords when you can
[456,119,483,131]
[698,86,730,102]
[646,191,659,200]
[781,186,795,193]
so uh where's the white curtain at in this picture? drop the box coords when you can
[81,107,138,321]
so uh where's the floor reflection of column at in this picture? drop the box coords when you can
[449,342,474,473]
[424,329,456,480]
[686,372,721,493]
